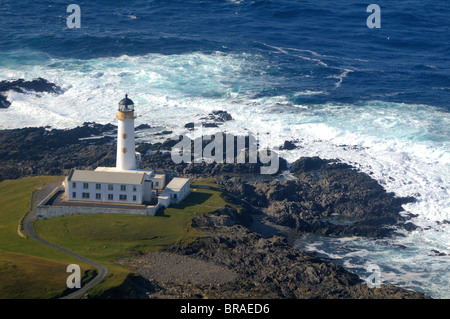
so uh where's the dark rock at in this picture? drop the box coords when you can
[154,130,173,136]
[202,110,233,123]
[203,122,219,128]
[0,94,10,108]
[138,133,288,176]
[290,157,352,174]
[218,159,416,238]
[430,249,446,256]
[161,219,428,299]
[94,273,159,299]
[135,124,152,130]
[402,222,419,232]
[279,140,297,150]
[184,122,195,130]
[290,156,329,173]
[0,123,116,182]
[194,110,234,129]
[0,78,62,108]
[404,212,419,220]
[0,77,62,95]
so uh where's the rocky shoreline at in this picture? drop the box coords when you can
[147,209,426,299]
[110,206,427,299]
[216,157,418,239]
[0,78,62,108]
[0,120,428,298]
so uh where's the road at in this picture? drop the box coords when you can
[23,180,108,299]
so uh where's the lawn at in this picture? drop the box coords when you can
[0,176,95,299]
[33,179,230,298]
[0,251,96,299]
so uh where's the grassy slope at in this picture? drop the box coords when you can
[34,180,230,297]
[0,176,94,299]
[0,251,81,299]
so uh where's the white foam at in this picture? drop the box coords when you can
[2,52,448,226]
[294,90,326,96]
[259,42,356,88]
[297,234,450,298]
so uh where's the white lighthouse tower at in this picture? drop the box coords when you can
[63,93,190,211]
[116,94,137,170]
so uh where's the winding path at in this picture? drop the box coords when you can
[23,182,108,299]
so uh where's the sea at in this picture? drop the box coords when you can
[0,0,448,298]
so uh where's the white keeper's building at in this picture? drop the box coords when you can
[63,95,190,209]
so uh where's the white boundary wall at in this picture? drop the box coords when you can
[38,187,161,219]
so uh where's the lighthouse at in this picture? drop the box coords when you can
[63,93,190,212]
[116,94,137,170]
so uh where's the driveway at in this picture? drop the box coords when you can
[23,178,108,299]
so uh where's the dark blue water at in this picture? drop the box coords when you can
[0,0,449,108]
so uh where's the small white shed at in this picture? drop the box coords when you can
[162,177,191,205]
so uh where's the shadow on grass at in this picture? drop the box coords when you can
[155,207,169,217]
[191,184,222,193]
[175,192,213,209]
[220,190,243,206]
[154,192,213,217]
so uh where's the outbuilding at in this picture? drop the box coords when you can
[160,177,191,205]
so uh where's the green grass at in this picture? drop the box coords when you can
[0,251,83,299]
[0,176,95,299]
[33,178,230,298]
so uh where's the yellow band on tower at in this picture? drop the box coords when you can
[116,111,136,120]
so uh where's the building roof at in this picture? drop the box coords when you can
[119,94,134,106]
[152,173,166,180]
[165,177,190,192]
[95,167,164,178]
[69,169,145,185]
[118,94,134,112]
[95,167,153,174]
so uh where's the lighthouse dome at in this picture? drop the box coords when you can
[118,94,134,112]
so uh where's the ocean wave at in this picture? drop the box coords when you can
[296,232,450,298]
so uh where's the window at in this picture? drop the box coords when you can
[96,183,101,190]
[155,182,159,187]
[132,195,137,202]
[132,185,137,192]
[119,194,127,201]
[173,194,177,199]
[108,184,114,191]
[108,194,113,201]
[120,185,126,192]
[82,192,90,199]
[72,182,76,188]
[72,192,76,198]
[83,183,89,189]
[95,193,101,200]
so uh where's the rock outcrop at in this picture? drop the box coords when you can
[131,207,427,299]
[217,157,416,238]
[0,78,62,108]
